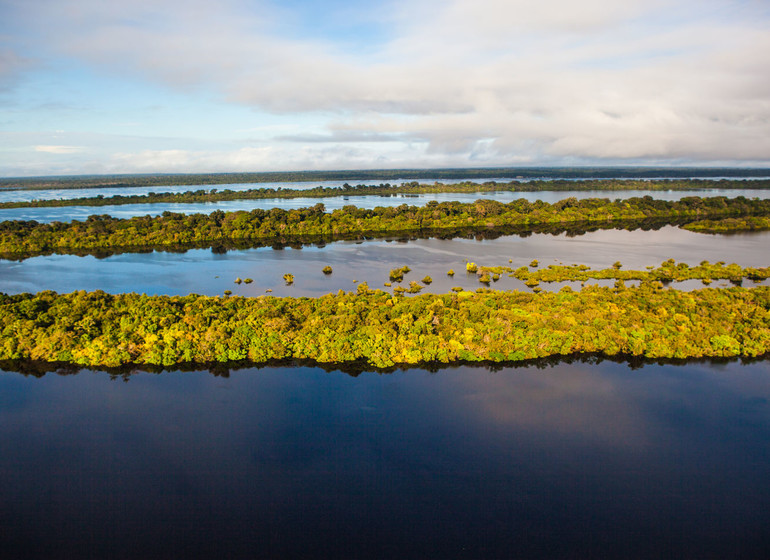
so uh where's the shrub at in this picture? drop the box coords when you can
[407,281,423,293]
[389,266,411,282]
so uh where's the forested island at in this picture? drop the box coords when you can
[1,283,767,368]
[1,196,769,259]
[2,168,768,192]
[1,179,770,209]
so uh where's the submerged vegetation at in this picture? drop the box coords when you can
[0,284,767,368]
[469,259,770,285]
[683,216,770,233]
[389,266,411,282]
[2,196,770,259]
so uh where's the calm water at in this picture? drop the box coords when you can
[3,186,770,558]
[0,178,514,203]
[1,176,767,203]
[1,360,769,559]
[1,226,767,296]
[2,188,769,223]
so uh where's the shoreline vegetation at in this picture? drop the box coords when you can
[2,196,770,260]
[1,284,768,368]
[1,179,770,209]
[2,353,766,379]
[2,168,769,191]
[462,259,770,287]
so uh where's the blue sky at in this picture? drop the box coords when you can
[0,0,768,176]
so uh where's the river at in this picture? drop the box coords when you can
[1,185,769,558]
[0,226,768,296]
[1,360,768,558]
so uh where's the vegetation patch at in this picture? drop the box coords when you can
[2,196,770,260]
[0,284,768,368]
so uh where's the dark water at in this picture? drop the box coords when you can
[2,188,769,223]
[1,360,769,559]
[1,226,768,297]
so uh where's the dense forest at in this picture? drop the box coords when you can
[1,284,767,368]
[2,179,770,209]
[1,196,769,259]
[1,168,768,191]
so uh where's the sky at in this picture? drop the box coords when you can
[0,0,768,177]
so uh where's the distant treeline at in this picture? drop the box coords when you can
[1,167,769,191]
[1,196,769,259]
[2,179,770,209]
[1,284,767,368]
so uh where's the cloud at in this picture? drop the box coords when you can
[277,131,412,143]
[4,0,770,172]
[34,145,84,154]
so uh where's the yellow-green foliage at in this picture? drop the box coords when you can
[2,196,770,259]
[389,266,411,282]
[466,262,478,273]
[0,285,768,368]
[506,259,769,284]
[684,216,770,233]
[406,281,423,294]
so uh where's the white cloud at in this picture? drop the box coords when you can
[34,145,84,154]
[4,0,770,173]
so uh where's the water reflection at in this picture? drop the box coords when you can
[1,359,769,558]
[0,178,514,203]
[1,226,768,297]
